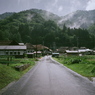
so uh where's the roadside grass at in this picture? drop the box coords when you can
[54,55,95,77]
[0,58,36,90]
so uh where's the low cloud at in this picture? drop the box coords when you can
[45,0,89,16]
[0,0,91,16]
[86,0,95,10]
[26,13,35,22]
[58,6,63,12]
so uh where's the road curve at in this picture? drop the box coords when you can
[1,56,95,95]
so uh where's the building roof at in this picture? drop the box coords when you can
[66,49,92,53]
[52,53,59,55]
[33,44,49,50]
[0,40,19,45]
[78,49,92,52]
[66,50,79,53]
[19,43,24,45]
[25,43,34,49]
[26,53,34,55]
[0,46,26,50]
[34,51,41,53]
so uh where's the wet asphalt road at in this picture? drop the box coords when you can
[1,56,95,95]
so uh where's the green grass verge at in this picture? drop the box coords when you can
[54,55,95,77]
[0,58,36,90]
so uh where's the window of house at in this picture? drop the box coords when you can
[6,52,8,55]
[10,52,13,55]
[18,52,20,55]
[14,52,16,55]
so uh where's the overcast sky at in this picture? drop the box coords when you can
[0,0,95,16]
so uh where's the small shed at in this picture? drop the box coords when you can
[34,51,42,57]
[26,53,34,58]
[52,53,59,57]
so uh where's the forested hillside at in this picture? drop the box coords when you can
[59,10,95,29]
[0,9,95,48]
[0,12,14,20]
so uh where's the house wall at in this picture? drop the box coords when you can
[0,50,25,56]
[0,51,5,55]
[26,49,34,53]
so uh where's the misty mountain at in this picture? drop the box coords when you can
[1,9,95,29]
[0,8,95,48]
[0,12,14,20]
[30,9,61,22]
[0,9,59,45]
[0,9,46,43]
[30,9,95,29]
[58,10,95,29]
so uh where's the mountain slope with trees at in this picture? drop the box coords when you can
[0,12,14,20]
[59,10,95,29]
[0,9,95,48]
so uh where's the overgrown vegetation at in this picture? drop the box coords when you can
[0,58,35,90]
[55,55,95,77]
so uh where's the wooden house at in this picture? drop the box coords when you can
[78,49,92,55]
[33,44,51,55]
[25,43,35,58]
[25,43,34,53]
[58,47,69,53]
[0,40,26,58]
[34,51,42,57]
[66,48,92,56]
[65,50,79,56]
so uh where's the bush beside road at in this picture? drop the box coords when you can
[54,55,95,78]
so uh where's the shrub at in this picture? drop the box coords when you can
[71,59,81,64]
[91,67,95,73]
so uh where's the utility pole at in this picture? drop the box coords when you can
[35,39,37,58]
[42,41,44,56]
[53,42,56,52]
[77,37,79,48]
[93,35,95,49]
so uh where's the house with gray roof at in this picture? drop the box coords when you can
[65,48,93,56]
[0,40,26,58]
[25,43,35,58]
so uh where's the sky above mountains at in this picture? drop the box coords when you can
[0,0,95,16]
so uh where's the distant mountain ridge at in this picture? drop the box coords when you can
[58,10,95,29]
[27,9,95,29]
[0,12,14,20]
[0,9,95,29]
[28,9,95,29]
[29,9,60,22]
